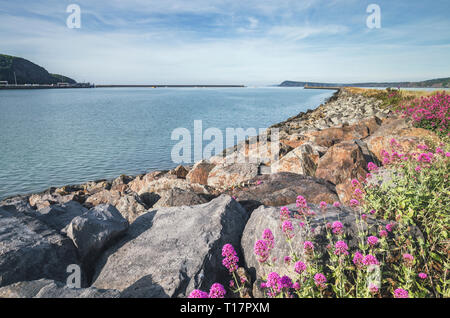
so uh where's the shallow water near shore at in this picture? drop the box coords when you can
[0,87,334,199]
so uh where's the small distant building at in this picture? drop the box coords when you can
[57,82,70,87]
[0,81,8,86]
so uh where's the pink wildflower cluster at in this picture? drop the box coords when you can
[394,288,409,298]
[331,221,344,235]
[254,240,270,263]
[254,229,274,263]
[280,206,290,220]
[282,220,294,239]
[353,251,379,268]
[263,272,293,297]
[209,283,226,298]
[367,162,378,171]
[296,195,307,209]
[222,244,239,273]
[369,284,379,295]
[188,289,209,298]
[334,241,349,256]
[367,236,379,247]
[418,273,428,279]
[303,241,314,255]
[262,229,275,250]
[188,283,226,298]
[313,273,327,289]
[294,261,307,274]
[400,92,449,136]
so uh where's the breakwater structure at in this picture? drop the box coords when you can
[0,83,246,90]
[0,83,93,89]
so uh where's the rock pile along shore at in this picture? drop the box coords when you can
[0,88,439,298]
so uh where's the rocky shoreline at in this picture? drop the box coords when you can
[0,88,440,298]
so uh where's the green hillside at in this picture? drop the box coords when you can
[0,54,76,85]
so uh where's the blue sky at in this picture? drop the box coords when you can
[1,0,449,85]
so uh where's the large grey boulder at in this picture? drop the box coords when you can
[152,187,210,208]
[64,204,129,264]
[0,195,33,213]
[0,279,120,298]
[0,207,79,287]
[241,204,391,281]
[92,195,248,297]
[25,201,88,232]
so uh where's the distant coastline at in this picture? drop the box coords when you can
[279,77,450,88]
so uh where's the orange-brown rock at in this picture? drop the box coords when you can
[280,134,308,149]
[365,126,441,162]
[185,160,215,185]
[207,163,259,189]
[336,181,356,205]
[315,141,369,186]
[168,165,189,179]
[305,117,382,148]
[127,171,167,193]
[271,142,323,176]
[29,191,86,209]
[226,172,339,212]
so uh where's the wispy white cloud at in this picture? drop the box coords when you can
[248,17,259,29]
[268,25,349,41]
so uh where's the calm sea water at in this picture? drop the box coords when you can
[0,87,334,199]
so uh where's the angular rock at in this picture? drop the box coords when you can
[366,126,441,162]
[81,180,112,194]
[0,195,33,213]
[127,171,168,193]
[304,117,382,148]
[207,163,259,189]
[315,140,370,186]
[26,201,88,232]
[0,279,120,298]
[28,190,85,210]
[211,139,293,167]
[112,175,134,187]
[152,188,210,208]
[136,176,213,196]
[85,190,147,223]
[29,193,58,210]
[226,172,339,212]
[92,195,248,298]
[271,142,323,176]
[115,194,148,223]
[186,160,216,185]
[280,134,308,149]
[0,207,79,287]
[64,204,129,264]
[168,165,189,179]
